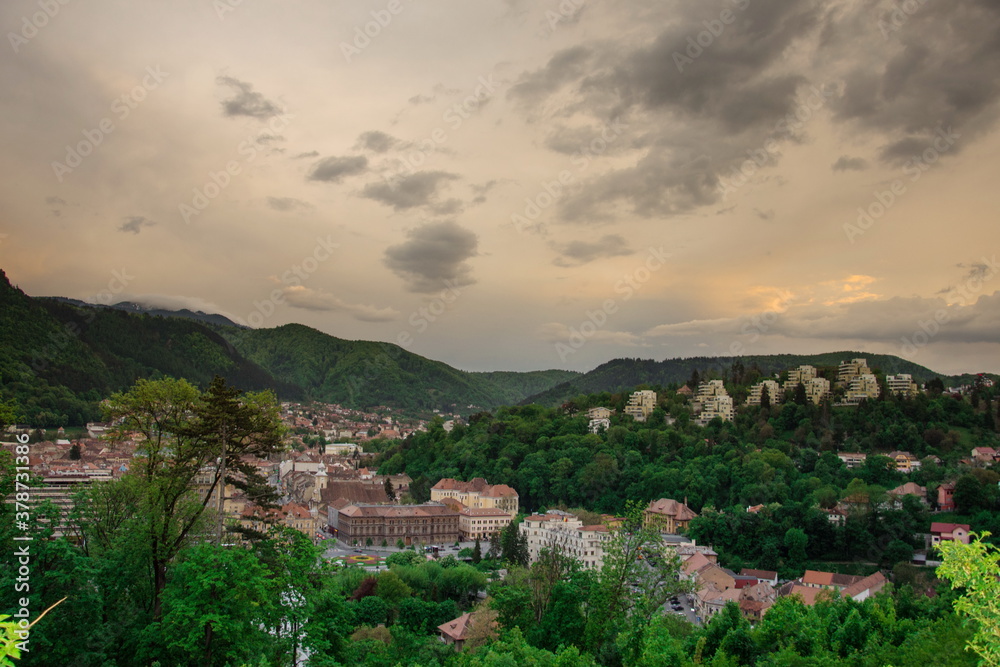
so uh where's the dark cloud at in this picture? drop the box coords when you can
[827,1,1000,164]
[552,234,634,267]
[383,220,478,293]
[267,197,312,212]
[507,1,828,223]
[355,131,400,153]
[753,208,775,221]
[119,216,155,234]
[471,180,500,204]
[216,76,282,119]
[832,155,868,172]
[45,196,67,206]
[361,171,461,214]
[507,45,594,106]
[408,83,462,106]
[294,151,320,159]
[307,155,368,183]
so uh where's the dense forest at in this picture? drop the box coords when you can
[378,376,1000,574]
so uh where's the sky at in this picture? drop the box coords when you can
[1,0,999,375]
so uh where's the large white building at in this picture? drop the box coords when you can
[694,381,734,424]
[746,380,781,406]
[624,390,657,422]
[886,374,918,397]
[845,374,881,404]
[785,365,818,390]
[520,511,610,570]
[804,377,832,405]
[838,358,872,385]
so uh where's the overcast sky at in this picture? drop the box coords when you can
[2,0,999,375]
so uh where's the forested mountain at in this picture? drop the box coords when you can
[0,270,577,424]
[216,323,579,413]
[522,353,968,406]
[0,270,299,425]
[46,297,246,329]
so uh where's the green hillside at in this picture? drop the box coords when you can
[216,324,579,413]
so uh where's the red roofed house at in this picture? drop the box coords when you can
[643,498,698,534]
[972,447,999,465]
[931,522,970,545]
[438,613,473,651]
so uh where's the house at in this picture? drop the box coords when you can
[519,512,610,570]
[587,406,613,420]
[739,568,778,586]
[643,498,698,534]
[972,447,999,465]
[438,613,473,651]
[837,452,867,469]
[930,522,970,546]
[841,572,887,602]
[458,507,512,541]
[888,482,928,508]
[588,418,611,433]
[887,451,921,474]
[800,570,864,591]
[937,482,956,511]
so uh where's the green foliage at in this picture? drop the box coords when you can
[937,532,1000,666]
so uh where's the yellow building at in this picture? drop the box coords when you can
[643,498,698,534]
[624,390,657,422]
[430,478,519,514]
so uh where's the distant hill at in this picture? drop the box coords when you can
[0,270,579,425]
[521,352,973,406]
[214,324,579,413]
[47,297,245,329]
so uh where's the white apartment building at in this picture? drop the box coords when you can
[845,374,881,404]
[785,365,818,389]
[520,511,610,570]
[746,380,781,406]
[459,507,512,541]
[624,390,657,422]
[886,374,919,397]
[695,381,734,424]
[805,377,832,405]
[838,358,872,384]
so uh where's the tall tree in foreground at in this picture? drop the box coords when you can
[937,532,1000,667]
[102,376,285,620]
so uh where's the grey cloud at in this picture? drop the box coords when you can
[267,197,312,212]
[281,286,399,322]
[216,76,282,119]
[508,46,595,105]
[832,155,868,172]
[294,151,320,159]
[754,208,775,221]
[45,196,67,206]
[119,216,155,234]
[471,180,500,204]
[409,83,462,106]
[308,155,368,183]
[827,1,1000,164]
[552,234,634,267]
[362,171,461,213]
[383,220,478,293]
[355,131,399,153]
